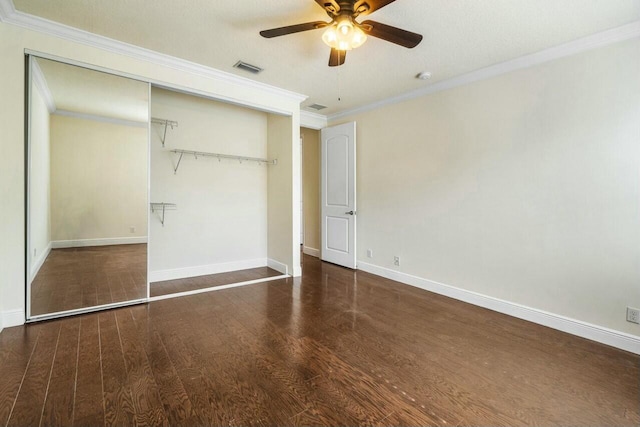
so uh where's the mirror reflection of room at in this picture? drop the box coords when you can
[28,57,149,317]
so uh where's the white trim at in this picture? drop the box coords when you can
[53,109,148,128]
[146,83,151,300]
[27,299,145,322]
[357,261,640,355]
[1,309,25,329]
[149,274,288,302]
[329,20,640,121]
[0,0,306,104]
[51,236,147,249]
[303,246,320,258]
[0,0,14,20]
[29,240,51,283]
[300,110,328,130]
[150,258,268,282]
[31,59,56,113]
[267,258,289,275]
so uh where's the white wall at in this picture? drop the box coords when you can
[332,38,640,338]
[0,20,301,327]
[28,85,51,279]
[49,114,148,243]
[149,88,268,280]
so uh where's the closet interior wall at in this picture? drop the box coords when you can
[149,87,270,283]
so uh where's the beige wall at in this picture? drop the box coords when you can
[0,20,300,325]
[49,114,148,242]
[301,127,320,253]
[150,88,268,278]
[28,85,51,278]
[332,39,640,336]
[268,114,301,275]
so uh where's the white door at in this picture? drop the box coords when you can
[321,122,356,269]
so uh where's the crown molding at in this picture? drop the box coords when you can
[30,57,145,126]
[4,0,637,122]
[0,0,14,20]
[0,0,307,104]
[329,20,640,122]
[30,58,56,113]
[53,109,148,128]
[300,110,328,130]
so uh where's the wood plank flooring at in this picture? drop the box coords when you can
[150,267,282,297]
[4,254,639,426]
[31,245,147,316]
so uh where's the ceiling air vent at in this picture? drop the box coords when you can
[308,103,327,111]
[233,61,263,74]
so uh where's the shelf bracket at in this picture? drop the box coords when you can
[150,203,177,227]
[151,118,178,147]
[174,152,184,175]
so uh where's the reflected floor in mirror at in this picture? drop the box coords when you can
[6,254,638,426]
[31,244,147,316]
[150,267,283,297]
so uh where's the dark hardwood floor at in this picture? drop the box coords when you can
[150,267,282,297]
[4,254,638,426]
[31,245,147,316]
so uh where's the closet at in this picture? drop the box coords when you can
[148,87,287,299]
[25,52,301,321]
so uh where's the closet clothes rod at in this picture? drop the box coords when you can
[151,117,178,147]
[170,149,277,174]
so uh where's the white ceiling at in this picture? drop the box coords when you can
[15,0,640,116]
[35,57,149,123]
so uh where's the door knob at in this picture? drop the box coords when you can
[345,210,355,215]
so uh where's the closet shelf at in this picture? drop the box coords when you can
[150,202,177,227]
[151,117,178,147]
[170,149,277,174]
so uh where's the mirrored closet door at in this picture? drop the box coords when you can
[26,55,150,320]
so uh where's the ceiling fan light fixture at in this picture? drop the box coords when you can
[322,16,367,51]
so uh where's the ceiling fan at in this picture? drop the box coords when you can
[260,0,423,67]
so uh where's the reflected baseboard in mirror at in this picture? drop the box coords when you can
[26,55,150,320]
[30,244,147,316]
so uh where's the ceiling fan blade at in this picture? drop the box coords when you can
[353,0,398,16]
[359,20,423,48]
[315,0,341,16]
[328,48,346,67]
[260,21,329,38]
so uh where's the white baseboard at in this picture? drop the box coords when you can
[357,261,640,355]
[1,309,25,331]
[30,241,52,283]
[150,258,268,282]
[267,258,289,275]
[303,246,320,258]
[52,236,147,249]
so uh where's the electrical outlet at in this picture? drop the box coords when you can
[627,307,640,324]
[394,256,400,266]
[130,226,136,233]
[367,249,373,258]
[33,248,37,257]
